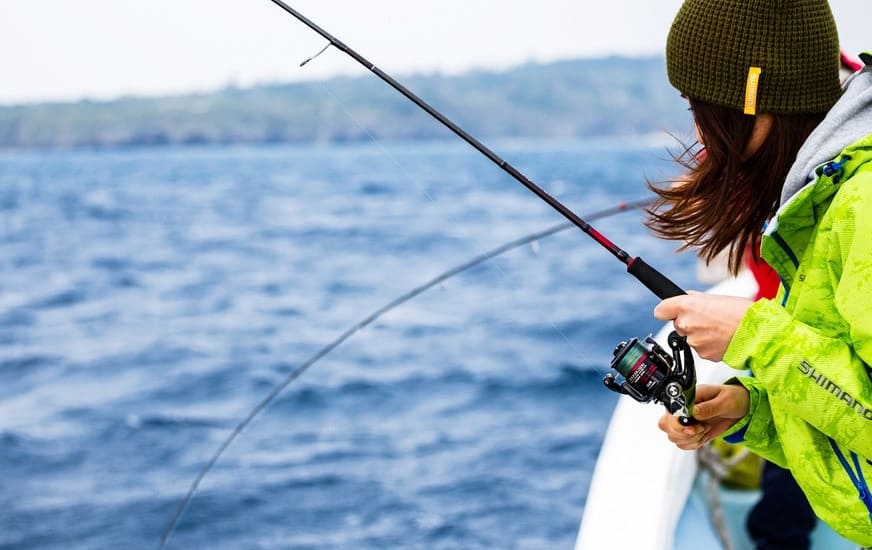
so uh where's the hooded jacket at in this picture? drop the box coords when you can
[721,58,872,545]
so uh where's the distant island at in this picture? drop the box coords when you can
[0,56,690,150]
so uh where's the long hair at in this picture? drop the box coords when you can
[646,98,824,275]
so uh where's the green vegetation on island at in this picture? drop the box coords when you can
[0,56,689,149]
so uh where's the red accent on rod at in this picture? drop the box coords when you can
[585,226,626,263]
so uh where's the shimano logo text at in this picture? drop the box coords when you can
[798,360,872,421]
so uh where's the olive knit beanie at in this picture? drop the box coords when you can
[666,0,842,115]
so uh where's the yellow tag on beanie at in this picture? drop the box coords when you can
[744,66,762,115]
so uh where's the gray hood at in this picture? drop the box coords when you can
[780,63,872,206]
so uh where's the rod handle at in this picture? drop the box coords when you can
[627,257,685,299]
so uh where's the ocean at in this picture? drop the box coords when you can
[0,137,699,549]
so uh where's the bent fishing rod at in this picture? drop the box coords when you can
[158,199,654,548]
[160,5,698,546]
[268,0,684,301]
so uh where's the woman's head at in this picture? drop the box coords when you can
[648,0,843,274]
[667,0,842,116]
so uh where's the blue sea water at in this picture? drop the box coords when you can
[0,138,698,549]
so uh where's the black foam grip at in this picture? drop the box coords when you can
[626,257,685,299]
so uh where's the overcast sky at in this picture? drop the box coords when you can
[1,0,866,105]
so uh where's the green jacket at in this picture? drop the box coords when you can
[723,130,872,544]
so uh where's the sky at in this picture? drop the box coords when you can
[0,0,867,105]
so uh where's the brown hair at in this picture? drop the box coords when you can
[646,98,824,274]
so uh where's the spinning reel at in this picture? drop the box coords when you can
[604,331,697,425]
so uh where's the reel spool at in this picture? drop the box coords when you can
[604,331,696,425]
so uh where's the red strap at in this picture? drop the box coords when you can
[841,51,863,73]
[745,245,779,301]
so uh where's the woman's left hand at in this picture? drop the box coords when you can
[658,383,750,450]
[653,292,753,362]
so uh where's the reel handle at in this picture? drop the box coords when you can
[678,415,698,426]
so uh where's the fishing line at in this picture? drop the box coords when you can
[157,198,651,548]
[302,42,585,359]
[309,76,579,362]
[300,33,590,364]
[161,2,688,544]
[311,79,436,204]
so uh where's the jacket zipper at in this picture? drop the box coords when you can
[770,230,798,305]
[828,437,872,522]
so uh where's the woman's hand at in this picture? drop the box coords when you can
[654,291,753,361]
[658,384,750,450]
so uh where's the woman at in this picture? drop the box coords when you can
[649,0,872,545]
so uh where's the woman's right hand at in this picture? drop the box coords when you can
[658,383,750,450]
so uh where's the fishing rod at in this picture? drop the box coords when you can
[267,0,685,301]
[158,199,653,547]
[268,0,698,424]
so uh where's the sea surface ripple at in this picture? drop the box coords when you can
[0,138,697,549]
